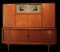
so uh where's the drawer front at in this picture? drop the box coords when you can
[3,29,28,43]
[41,30,56,44]
[10,30,28,42]
[28,31,42,43]
[28,30,56,44]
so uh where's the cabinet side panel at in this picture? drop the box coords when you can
[3,4,15,27]
[42,3,55,27]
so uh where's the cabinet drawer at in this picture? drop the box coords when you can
[10,30,27,42]
[28,31,42,43]
[41,30,56,43]
[3,29,28,43]
[28,30,56,44]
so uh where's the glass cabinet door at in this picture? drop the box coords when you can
[16,4,41,13]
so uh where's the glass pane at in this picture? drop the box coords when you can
[16,4,41,13]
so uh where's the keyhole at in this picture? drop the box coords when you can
[27,34,30,38]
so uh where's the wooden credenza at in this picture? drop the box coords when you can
[2,3,56,46]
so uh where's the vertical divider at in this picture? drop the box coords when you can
[14,4,16,27]
[41,3,43,28]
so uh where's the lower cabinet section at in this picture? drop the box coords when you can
[2,29,56,45]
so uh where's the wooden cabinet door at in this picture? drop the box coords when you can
[3,29,28,44]
[10,30,28,43]
[42,3,55,27]
[28,31,42,43]
[28,30,56,44]
[40,30,56,44]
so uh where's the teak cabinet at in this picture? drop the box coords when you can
[2,3,56,45]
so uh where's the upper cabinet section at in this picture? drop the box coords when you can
[3,3,55,28]
[16,4,41,13]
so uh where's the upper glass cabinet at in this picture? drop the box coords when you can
[16,4,41,13]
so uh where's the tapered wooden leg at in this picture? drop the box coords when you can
[48,46,50,52]
[8,45,9,52]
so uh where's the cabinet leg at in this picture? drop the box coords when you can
[8,45,9,52]
[48,46,50,52]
